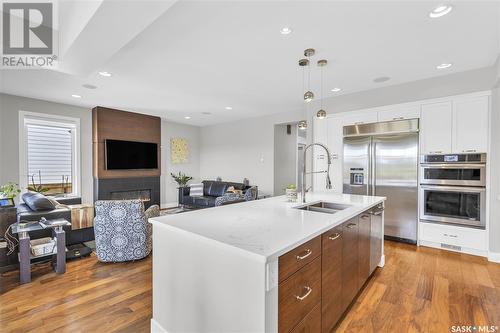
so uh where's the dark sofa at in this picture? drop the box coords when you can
[178,180,255,208]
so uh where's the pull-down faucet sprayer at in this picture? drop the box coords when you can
[302,143,332,203]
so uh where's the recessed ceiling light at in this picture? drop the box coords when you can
[184,116,191,119]
[436,63,452,69]
[280,27,292,35]
[225,106,233,110]
[71,94,81,98]
[331,87,342,92]
[98,71,112,77]
[373,76,391,83]
[82,84,97,89]
[429,4,453,18]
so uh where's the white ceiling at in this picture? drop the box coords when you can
[1,0,499,126]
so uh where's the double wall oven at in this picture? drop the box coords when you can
[420,153,486,229]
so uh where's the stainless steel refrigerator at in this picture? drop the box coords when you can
[343,119,419,243]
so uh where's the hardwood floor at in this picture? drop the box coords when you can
[1,241,499,333]
[0,254,152,333]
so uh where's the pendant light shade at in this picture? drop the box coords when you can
[316,109,327,119]
[304,91,314,102]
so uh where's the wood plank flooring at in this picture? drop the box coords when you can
[1,241,499,333]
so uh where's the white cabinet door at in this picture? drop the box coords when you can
[452,96,489,153]
[420,102,453,154]
[377,105,420,122]
[327,117,344,194]
[342,112,378,126]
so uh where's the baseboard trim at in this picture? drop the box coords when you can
[151,319,167,333]
[488,251,500,263]
[419,240,488,258]
[160,202,178,209]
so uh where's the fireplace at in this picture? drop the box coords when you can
[110,189,151,203]
[94,177,160,208]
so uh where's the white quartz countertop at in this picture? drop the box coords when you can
[150,192,385,262]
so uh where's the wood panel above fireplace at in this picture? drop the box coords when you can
[92,106,161,179]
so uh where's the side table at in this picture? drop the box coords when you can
[11,219,71,283]
[67,204,94,230]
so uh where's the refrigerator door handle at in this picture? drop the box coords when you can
[372,141,377,196]
[368,139,372,196]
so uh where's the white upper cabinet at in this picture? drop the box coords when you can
[452,96,489,153]
[341,112,378,126]
[420,101,453,154]
[377,105,420,122]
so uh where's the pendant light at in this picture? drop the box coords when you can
[298,120,307,130]
[316,59,327,119]
[303,48,315,102]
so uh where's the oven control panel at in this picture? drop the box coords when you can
[421,153,486,164]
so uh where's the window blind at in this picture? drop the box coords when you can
[26,124,73,185]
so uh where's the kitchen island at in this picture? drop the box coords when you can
[149,192,386,333]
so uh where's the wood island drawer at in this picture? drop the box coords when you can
[279,257,321,333]
[279,236,321,283]
[290,303,321,333]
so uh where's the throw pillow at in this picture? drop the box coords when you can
[189,183,204,197]
[22,192,56,211]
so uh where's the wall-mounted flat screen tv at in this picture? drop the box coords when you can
[105,139,158,170]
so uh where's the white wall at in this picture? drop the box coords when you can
[200,110,305,196]
[489,58,500,255]
[160,120,200,207]
[273,124,298,196]
[0,93,94,204]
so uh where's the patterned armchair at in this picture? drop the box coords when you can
[93,200,160,262]
[214,193,245,206]
[214,186,258,206]
[244,186,258,201]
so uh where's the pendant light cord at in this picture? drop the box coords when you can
[320,64,324,110]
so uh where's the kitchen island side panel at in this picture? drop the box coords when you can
[152,222,268,333]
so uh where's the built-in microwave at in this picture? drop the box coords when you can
[420,153,486,187]
[420,185,485,228]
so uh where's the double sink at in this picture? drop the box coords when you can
[295,201,352,215]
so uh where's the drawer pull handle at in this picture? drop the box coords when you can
[393,117,404,120]
[296,249,312,260]
[295,286,312,301]
[346,223,357,229]
[328,233,341,241]
[354,121,364,125]
[360,214,370,219]
[444,233,458,238]
[463,149,477,153]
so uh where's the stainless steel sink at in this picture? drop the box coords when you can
[294,201,352,214]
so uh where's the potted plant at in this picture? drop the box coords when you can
[285,184,297,202]
[27,171,49,194]
[170,172,193,188]
[0,182,21,200]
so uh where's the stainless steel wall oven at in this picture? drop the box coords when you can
[420,153,486,228]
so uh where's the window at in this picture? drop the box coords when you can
[19,112,80,197]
